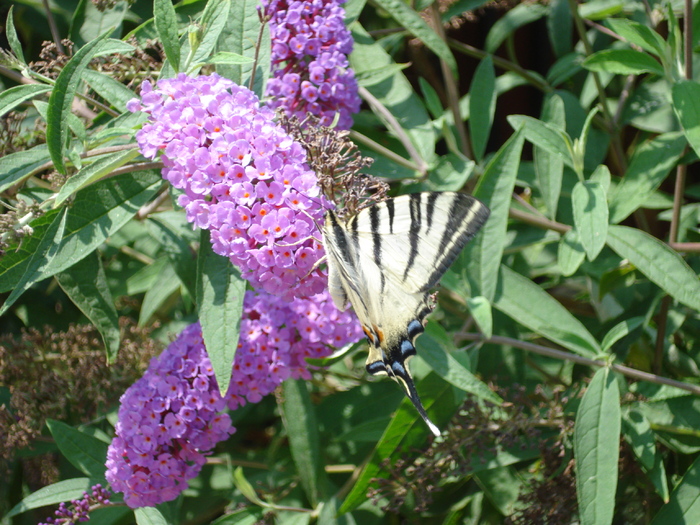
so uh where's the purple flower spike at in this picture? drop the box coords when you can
[129,73,328,300]
[105,324,234,508]
[107,291,362,508]
[263,0,361,130]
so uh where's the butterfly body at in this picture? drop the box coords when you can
[322,192,489,436]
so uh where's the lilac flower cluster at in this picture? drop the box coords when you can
[263,0,361,130]
[127,73,327,300]
[107,291,361,508]
[105,323,234,508]
[38,484,111,525]
[226,290,363,409]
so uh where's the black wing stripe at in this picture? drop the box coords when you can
[325,211,370,311]
[386,199,395,234]
[423,195,489,290]
[403,193,422,282]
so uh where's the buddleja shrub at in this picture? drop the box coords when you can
[1,0,699,524]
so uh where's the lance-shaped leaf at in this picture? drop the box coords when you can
[606,225,700,312]
[56,251,120,362]
[196,230,246,395]
[608,133,686,223]
[217,0,270,95]
[535,94,566,219]
[373,0,457,75]
[0,84,52,118]
[572,180,608,261]
[672,80,700,159]
[493,265,600,357]
[46,30,111,174]
[470,56,496,162]
[154,0,180,70]
[279,379,327,506]
[462,129,524,301]
[45,420,108,479]
[0,171,161,293]
[575,367,620,525]
[0,208,67,315]
[135,507,168,525]
[651,455,700,524]
[5,478,105,518]
[583,49,665,76]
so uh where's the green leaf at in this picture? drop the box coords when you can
[558,229,586,276]
[0,208,67,316]
[462,129,524,301]
[582,49,665,76]
[217,0,270,96]
[485,3,547,53]
[56,251,120,362]
[572,180,608,261]
[672,80,700,159]
[154,0,181,71]
[547,0,572,57]
[622,408,656,471]
[196,230,246,395]
[0,83,52,118]
[608,132,686,223]
[373,0,458,76]
[188,0,232,69]
[338,373,462,514]
[534,94,566,218]
[590,163,611,194]
[211,508,265,525]
[82,69,136,112]
[605,18,667,58]
[0,145,51,193]
[207,51,256,65]
[232,467,271,508]
[474,466,521,516]
[508,114,573,167]
[417,323,502,405]
[467,295,493,339]
[280,379,326,506]
[146,217,197,298]
[55,149,140,206]
[357,63,411,88]
[606,226,700,312]
[6,6,25,62]
[5,478,102,518]
[135,507,168,525]
[0,171,162,293]
[418,77,443,119]
[469,56,496,162]
[651,455,700,524]
[601,316,644,353]
[494,265,600,357]
[45,420,108,478]
[46,30,111,174]
[69,0,126,48]
[139,262,180,326]
[574,367,620,525]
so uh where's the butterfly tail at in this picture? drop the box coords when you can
[384,357,441,437]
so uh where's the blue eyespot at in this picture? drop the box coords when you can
[400,339,415,357]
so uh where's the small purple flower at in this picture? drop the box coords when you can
[129,73,329,300]
[106,291,362,508]
[38,485,112,525]
[263,0,361,130]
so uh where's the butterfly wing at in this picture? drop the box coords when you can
[322,192,489,436]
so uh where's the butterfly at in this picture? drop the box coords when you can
[321,191,490,436]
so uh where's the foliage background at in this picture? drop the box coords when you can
[1,0,700,524]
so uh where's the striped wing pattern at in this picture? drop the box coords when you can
[322,192,490,436]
